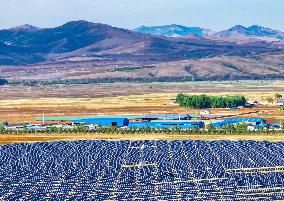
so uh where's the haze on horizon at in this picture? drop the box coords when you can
[0,0,284,31]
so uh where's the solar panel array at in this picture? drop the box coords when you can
[1,140,284,200]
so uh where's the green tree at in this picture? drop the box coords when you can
[275,93,283,100]
[176,94,246,109]
[235,123,248,133]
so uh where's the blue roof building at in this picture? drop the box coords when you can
[128,121,204,129]
[72,118,129,127]
[276,100,284,106]
[212,118,266,128]
[142,114,191,121]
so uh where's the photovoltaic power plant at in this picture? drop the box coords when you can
[1,140,284,200]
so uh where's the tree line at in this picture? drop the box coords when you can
[176,93,246,109]
[0,123,283,135]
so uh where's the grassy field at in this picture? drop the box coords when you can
[0,81,283,144]
[0,91,282,123]
[1,133,284,145]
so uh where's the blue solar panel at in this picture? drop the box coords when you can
[1,140,284,200]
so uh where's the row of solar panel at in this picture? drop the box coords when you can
[1,140,284,200]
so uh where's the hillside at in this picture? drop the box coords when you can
[0,20,284,81]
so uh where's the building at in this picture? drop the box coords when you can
[276,100,284,106]
[200,110,211,116]
[141,114,191,121]
[72,118,129,127]
[0,121,8,126]
[128,121,204,129]
[212,118,266,128]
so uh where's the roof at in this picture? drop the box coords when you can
[129,121,204,126]
[212,118,266,128]
[128,121,204,129]
[73,117,129,124]
[142,114,191,120]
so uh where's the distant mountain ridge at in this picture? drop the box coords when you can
[135,24,284,41]
[216,25,284,40]
[1,20,284,81]
[134,24,214,37]
[0,20,283,74]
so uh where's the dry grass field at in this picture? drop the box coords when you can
[2,133,284,145]
[0,81,283,124]
[0,80,283,145]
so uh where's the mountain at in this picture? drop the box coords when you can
[8,24,41,32]
[215,25,284,40]
[135,24,284,41]
[0,20,284,81]
[134,24,214,37]
[1,20,279,65]
[0,20,148,64]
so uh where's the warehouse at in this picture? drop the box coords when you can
[128,121,204,129]
[141,114,191,121]
[72,118,129,127]
[212,118,266,128]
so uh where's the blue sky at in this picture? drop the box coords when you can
[0,0,283,31]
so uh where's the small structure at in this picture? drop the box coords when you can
[270,123,281,130]
[276,100,284,106]
[141,114,191,121]
[244,102,255,108]
[200,110,211,116]
[0,121,8,126]
[4,124,25,131]
[72,118,129,127]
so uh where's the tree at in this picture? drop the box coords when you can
[176,94,246,109]
[207,123,216,133]
[235,123,248,133]
[275,93,283,100]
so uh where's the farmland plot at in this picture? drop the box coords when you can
[1,140,284,200]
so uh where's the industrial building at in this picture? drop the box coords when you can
[2,114,280,131]
[141,114,191,121]
[128,121,204,129]
[212,118,266,128]
[72,118,129,127]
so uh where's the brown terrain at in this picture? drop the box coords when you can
[1,53,284,82]
[1,20,284,81]
[0,81,283,124]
